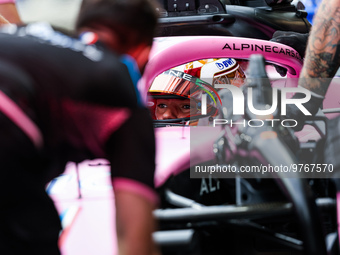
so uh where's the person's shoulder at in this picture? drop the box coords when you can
[0,22,71,51]
[0,22,113,64]
[0,22,52,40]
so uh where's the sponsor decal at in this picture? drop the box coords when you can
[222,43,302,61]
[215,58,236,70]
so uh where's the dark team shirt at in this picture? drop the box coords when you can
[0,23,156,202]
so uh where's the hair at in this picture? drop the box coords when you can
[76,0,159,49]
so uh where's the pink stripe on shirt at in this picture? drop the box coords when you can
[112,177,159,205]
[0,90,43,148]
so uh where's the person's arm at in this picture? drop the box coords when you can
[0,0,21,24]
[299,0,340,96]
[106,107,159,255]
[115,190,159,255]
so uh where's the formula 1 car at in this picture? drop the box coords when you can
[50,35,340,255]
[139,35,340,255]
[49,1,340,254]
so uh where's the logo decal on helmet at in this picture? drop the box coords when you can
[215,58,236,70]
[215,62,224,70]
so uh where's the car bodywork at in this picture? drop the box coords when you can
[50,34,340,254]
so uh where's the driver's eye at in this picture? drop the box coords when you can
[182,104,191,109]
[157,103,168,108]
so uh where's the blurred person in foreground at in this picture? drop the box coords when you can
[0,0,159,254]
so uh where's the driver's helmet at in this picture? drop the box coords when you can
[148,69,221,125]
[184,58,245,87]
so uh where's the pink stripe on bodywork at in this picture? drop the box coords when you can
[139,36,303,103]
[0,90,43,148]
[112,177,159,205]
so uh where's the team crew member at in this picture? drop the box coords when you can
[0,0,159,255]
[271,0,340,125]
[299,0,340,96]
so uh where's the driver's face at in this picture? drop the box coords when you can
[155,98,198,120]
